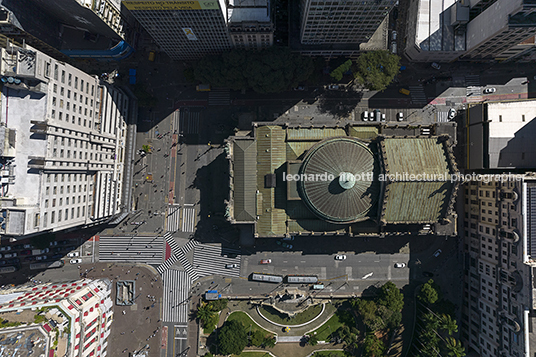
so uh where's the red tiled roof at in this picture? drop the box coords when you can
[43,324,52,332]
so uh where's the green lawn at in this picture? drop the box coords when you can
[258,304,323,325]
[310,313,343,341]
[227,311,274,337]
[232,352,272,357]
[312,351,347,357]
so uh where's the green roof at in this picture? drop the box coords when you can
[256,126,287,236]
[232,139,257,221]
[348,126,379,140]
[287,128,346,141]
[382,138,451,176]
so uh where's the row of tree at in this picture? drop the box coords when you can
[195,299,228,334]
[413,279,465,357]
[216,319,276,355]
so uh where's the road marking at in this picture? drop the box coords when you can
[300,260,306,263]
[283,260,288,263]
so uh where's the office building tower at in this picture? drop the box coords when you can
[0,278,113,357]
[0,41,132,237]
[461,175,536,357]
[124,0,232,60]
[228,0,274,50]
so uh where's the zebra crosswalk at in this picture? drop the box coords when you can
[437,111,450,122]
[409,85,427,105]
[209,88,230,106]
[98,236,163,264]
[157,255,178,274]
[167,205,181,232]
[192,244,241,278]
[465,74,480,87]
[163,232,181,255]
[162,270,191,323]
[181,207,196,233]
[173,108,200,135]
[177,248,200,282]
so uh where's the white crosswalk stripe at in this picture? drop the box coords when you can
[465,74,480,87]
[409,85,427,105]
[181,239,199,253]
[99,236,163,264]
[437,111,450,122]
[178,109,200,135]
[466,86,481,97]
[162,270,190,323]
[177,248,199,282]
[163,232,181,255]
[181,207,196,233]
[167,205,181,232]
[209,88,230,106]
[157,255,178,274]
[193,244,241,278]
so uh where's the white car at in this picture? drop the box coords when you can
[394,263,406,268]
[225,264,238,269]
[335,254,347,260]
[67,252,80,258]
[70,259,82,264]
[448,108,457,119]
[397,112,404,121]
[433,249,442,257]
[431,62,441,70]
[483,87,496,94]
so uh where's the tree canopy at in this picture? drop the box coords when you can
[330,59,353,81]
[377,281,404,312]
[191,47,314,93]
[362,333,386,357]
[418,279,439,305]
[353,50,400,91]
[218,320,247,355]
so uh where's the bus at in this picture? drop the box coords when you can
[286,275,318,284]
[250,273,283,284]
[0,266,17,273]
[30,260,65,270]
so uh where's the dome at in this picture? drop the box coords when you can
[298,137,380,224]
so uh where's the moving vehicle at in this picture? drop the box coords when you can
[328,84,340,90]
[0,246,11,252]
[286,275,318,284]
[36,255,48,261]
[431,62,441,70]
[282,236,295,241]
[70,259,82,264]
[32,249,49,255]
[67,252,79,258]
[483,87,496,94]
[399,88,410,96]
[3,253,16,258]
[448,108,457,119]
[196,84,211,92]
[0,266,17,273]
[225,264,238,269]
[281,242,292,249]
[362,111,369,121]
[251,273,283,283]
[433,249,442,257]
[394,263,406,268]
[335,254,347,260]
[259,259,271,264]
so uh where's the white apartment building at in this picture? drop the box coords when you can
[0,278,114,357]
[0,42,129,237]
[462,175,536,357]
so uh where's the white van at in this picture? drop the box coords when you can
[363,111,369,121]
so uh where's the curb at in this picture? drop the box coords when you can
[256,303,326,328]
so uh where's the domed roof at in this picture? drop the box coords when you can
[298,137,380,224]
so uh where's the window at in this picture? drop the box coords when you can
[61,70,65,83]
[74,77,78,89]
[68,73,72,86]
[67,90,71,99]
[54,64,58,80]
[51,211,55,224]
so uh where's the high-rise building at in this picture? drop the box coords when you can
[405,0,536,62]
[299,0,395,45]
[0,278,114,357]
[228,0,274,50]
[124,0,232,60]
[0,0,135,60]
[461,175,536,357]
[0,41,132,237]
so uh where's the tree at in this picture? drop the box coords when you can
[308,334,319,346]
[196,303,214,323]
[263,336,276,348]
[207,299,228,312]
[353,50,400,91]
[354,299,377,323]
[250,330,265,347]
[418,279,439,305]
[441,314,458,336]
[362,333,386,357]
[330,59,353,81]
[446,337,466,357]
[218,320,247,355]
[377,281,404,312]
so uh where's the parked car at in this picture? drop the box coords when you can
[259,259,272,264]
[328,84,340,90]
[448,108,457,119]
[433,249,442,257]
[392,30,397,40]
[36,255,48,261]
[281,242,293,249]
[0,246,11,252]
[24,256,36,261]
[3,253,16,258]
[70,259,82,264]
[49,241,58,247]
[282,236,295,241]
[362,111,369,121]
[5,258,19,264]
[483,87,496,94]
[335,255,347,260]
[394,263,406,268]
[225,264,238,269]
[23,244,32,249]
[67,252,79,258]
[293,86,306,91]
[431,62,441,70]
[397,112,404,121]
